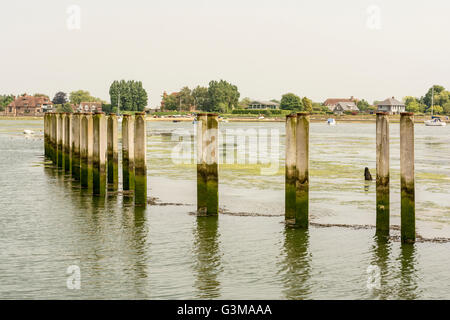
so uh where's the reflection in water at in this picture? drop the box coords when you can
[192,216,222,298]
[369,235,392,299]
[279,228,311,299]
[398,244,419,299]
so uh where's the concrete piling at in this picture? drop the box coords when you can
[285,114,297,223]
[63,113,72,173]
[44,113,49,158]
[49,113,55,163]
[400,112,415,243]
[376,112,390,236]
[294,112,309,228]
[134,112,147,206]
[93,112,107,196]
[197,113,208,215]
[57,113,64,168]
[107,114,119,191]
[80,113,94,189]
[71,113,81,180]
[206,114,219,215]
[197,113,219,215]
[122,114,135,191]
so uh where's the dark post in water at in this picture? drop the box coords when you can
[400,112,415,243]
[63,113,72,173]
[93,112,107,196]
[376,112,390,236]
[134,112,147,206]
[197,113,219,216]
[295,112,309,228]
[285,114,297,223]
[107,113,119,191]
[71,113,81,180]
[57,113,64,169]
[122,114,135,191]
[80,113,93,189]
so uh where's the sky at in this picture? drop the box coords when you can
[1,0,449,107]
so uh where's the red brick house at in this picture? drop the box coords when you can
[77,102,102,113]
[5,94,53,116]
[323,96,358,111]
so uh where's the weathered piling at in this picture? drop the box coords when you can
[400,112,415,243]
[57,113,64,168]
[63,113,72,173]
[49,113,55,163]
[285,114,297,222]
[376,112,390,236]
[206,114,219,215]
[197,113,208,215]
[107,114,119,191]
[71,113,81,180]
[134,112,147,206]
[44,113,49,157]
[93,112,107,196]
[80,113,93,189]
[294,112,309,228]
[122,114,135,191]
[196,113,219,215]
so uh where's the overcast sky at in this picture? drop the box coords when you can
[1,0,449,106]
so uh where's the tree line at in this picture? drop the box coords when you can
[108,80,148,113]
[403,85,450,114]
[162,80,240,113]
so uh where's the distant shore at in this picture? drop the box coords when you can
[1,114,448,124]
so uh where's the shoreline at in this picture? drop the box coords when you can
[1,115,448,124]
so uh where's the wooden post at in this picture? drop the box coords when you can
[80,113,93,189]
[122,114,135,191]
[376,112,390,236]
[64,113,72,173]
[93,112,107,196]
[57,113,63,168]
[44,113,49,158]
[72,113,81,180]
[285,114,297,223]
[295,112,309,228]
[51,113,57,164]
[197,113,208,215]
[107,113,119,191]
[206,113,219,215]
[400,112,415,243]
[134,112,147,206]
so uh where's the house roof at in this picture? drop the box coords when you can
[377,97,405,106]
[335,101,359,111]
[249,100,280,106]
[323,97,357,106]
[8,95,52,108]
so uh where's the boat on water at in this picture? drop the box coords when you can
[327,118,336,125]
[425,116,446,126]
[425,87,446,127]
[23,129,34,134]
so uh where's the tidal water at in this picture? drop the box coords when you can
[1,119,450,299]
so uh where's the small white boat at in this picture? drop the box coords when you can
[258,116,265,120]
[221,119,229,123]
[23,129,35,134]
[425,87,446,126]
[327,118,336,126]
[425,117,446,126]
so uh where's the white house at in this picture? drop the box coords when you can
[377,97,405,114]
[247,100,280,110]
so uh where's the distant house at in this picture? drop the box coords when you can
[5,94,53,116]
[377,97,405,114]
[333,101,359,115]
[323,96,358,111]
[77,102,102,113]
[247,100,280,110]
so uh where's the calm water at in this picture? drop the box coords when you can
[1,119,450,299]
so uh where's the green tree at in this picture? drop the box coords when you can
[179,86,194,111]
[0,94,14,111]
[192,86,209,111]
[55,103,73,113]
[442,102,450,115]
[406,101,421,113]
[357,99,370,112]
[52,91,68,105]
[238,97,252,109]
[423,85,445,107]
[33,93,49,98]
[69,90,102,105]
[109,80,148,112]
[162,93,179,111]
[302,97,313,112]
[207,80,240,113]
[280,93,302,110]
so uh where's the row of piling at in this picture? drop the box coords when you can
[43,111,416,243]
[44,112,147,206]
